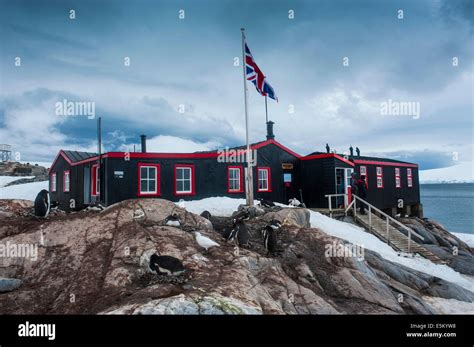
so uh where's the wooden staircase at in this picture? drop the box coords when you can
[354,212,444,264]
[325,193,445,264]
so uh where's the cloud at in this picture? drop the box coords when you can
[118,135,221,153]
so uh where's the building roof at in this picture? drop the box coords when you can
[306,151,416,166]
[62,151,98,163]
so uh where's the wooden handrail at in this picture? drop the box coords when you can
[325,193,424,253]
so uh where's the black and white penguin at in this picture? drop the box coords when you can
[259,199,275,208]
[232,209,250,224]
[149,254,185,276]
[34,189,51,218]
[200,210,212,221]
[226,220,250,247]
[164,212,181,227]
[262,220,281,256]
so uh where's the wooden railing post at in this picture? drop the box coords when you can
[386,218,390,245]
[368,205,372,231]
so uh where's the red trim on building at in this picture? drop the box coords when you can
[252,139,302,158]
[302,153,355,167]
[63,170,70,192]
[174,164,195,196]
[376,166,384,189]
[49,150,99,172]
[354,159,418,168]
[137,163,161,197]
[257,167,272,192]
[227,166,244,193]
[50,173,57,192]
[91,164,99,197]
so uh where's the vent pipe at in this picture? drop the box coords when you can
[140,134,147,153]
[266,121,275,140]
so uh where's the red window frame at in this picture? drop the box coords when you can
[407,168,413,188]
[174,164,195,196]
[91,164,100,197]
[63,170,70,192]
[50,172,57,192]
[376,166,384,188]
[257,167,272,192]
[137,163,161,197]
[395,167,401,188]
[227,166,244,193]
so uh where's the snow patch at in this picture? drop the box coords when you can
[0,180,48,200]
[423,296,474,314]
[453,232,474,248]
[0,176,35,188]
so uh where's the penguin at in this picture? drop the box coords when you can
[34,189,51,218]
[259,199,275,208]
[200,210,212,221]
[164,212,181,227]
[262,220,281,256]
[232,209,250,224]
[149,254,185,276]
[235,220,250,247]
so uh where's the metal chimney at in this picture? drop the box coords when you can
[266,121,275,140]
[140,134,147,153]
[349,146,354,157]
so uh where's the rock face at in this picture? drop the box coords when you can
[0,198,473,315]
[400,217,474,275]
[0,162,48,185]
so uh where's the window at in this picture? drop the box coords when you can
[407,168,413,188]
[227,166,243,193]
[395,167,401,188]
[360,166,367,176]
[50,173,57,192]
[175,165,195,195]
[376,166,383,188]
[91,164,100,196]
[257,167,271,192]
[63,170,70,192]
[138,163,160,196]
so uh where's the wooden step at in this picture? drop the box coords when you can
[353,212,445,264]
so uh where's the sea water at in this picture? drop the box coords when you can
[421,183,474,234]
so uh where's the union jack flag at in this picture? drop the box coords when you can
[245,42,278,101]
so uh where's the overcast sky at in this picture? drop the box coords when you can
[0,0,472,172]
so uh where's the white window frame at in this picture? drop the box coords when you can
[377,176,383,188]
[176,166,193,194]
[64,171,70,192]
[228,167,242,192]
[139,165,158,195]
[51,173,57,192]
[257,168,270,192]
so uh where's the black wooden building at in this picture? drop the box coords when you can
[48,125,422,216]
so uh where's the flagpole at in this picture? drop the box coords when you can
[265,95,268,124]
[241,28,254,206]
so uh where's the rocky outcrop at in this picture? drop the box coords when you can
[0,162,48,185]
[400,217,474,275]
[0,198,472,315]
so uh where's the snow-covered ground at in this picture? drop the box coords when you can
[181,196,474,294]
[453,232,474,247]
[0,180,48,200]
[0,176,34,188]
[423,296,474,314]
[420,161,474,184]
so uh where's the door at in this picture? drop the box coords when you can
[344,168,354,206]
[83,166,91,205]
[335,168,345,207]
[335,167,354,207]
